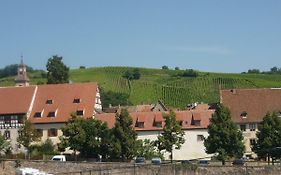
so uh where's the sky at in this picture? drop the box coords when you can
[0,0,281,73]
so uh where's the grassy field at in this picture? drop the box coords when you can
[2,66,281,108]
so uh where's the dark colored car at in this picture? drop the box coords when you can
[232,159,245,166]
[135,157,145,164]
[151,157,161,165]
[198,160,209,166]
[181,160,192,164]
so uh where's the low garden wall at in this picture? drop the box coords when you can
[0,160,281,175]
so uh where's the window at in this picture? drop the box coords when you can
[240,124,246,131]
[76,110,84,116]
[34,112,42,118]
[137,122,144,128]
[250,139,256,146]
[47,112,56,117]
[73,98,81,103]
[48,128,57,137]
[36,129,43,137]
[191,120,200,126]
[46,99,53,104]
[197,135,204,141]
[154,122,162,128]
[241,111,248,118]
[18,130,23,137]
[249,123,256,131]
[4,130,10,140]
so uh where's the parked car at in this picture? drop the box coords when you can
[198,160,209,166]
[151,157,161,165]
[51,155,66,162]
[232,159,245,166]
[181,160,192,164]
[135,156,145,164]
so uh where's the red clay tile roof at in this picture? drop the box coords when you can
[95,113,116,128]
[136,114,146,122]
[221,88,281,123]
[0,86,36,115]
[192,112,201,120]
[95,109,214,131]
[154,113,163,122]
[29,83,98,124]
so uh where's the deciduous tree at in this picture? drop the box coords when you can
[60,114,111,160]
[0,134,11,155]
[17,120,40,159]
[155,110,185,162]
[136,139,163,160]
[46,55,69,84]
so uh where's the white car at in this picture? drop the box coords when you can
[51,155,66,162]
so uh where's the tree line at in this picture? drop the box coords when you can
[0,64,35,78]
[244,66,281,75]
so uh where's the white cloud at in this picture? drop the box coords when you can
[174,46,233,55]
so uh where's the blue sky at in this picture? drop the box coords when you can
[0,0,280,73]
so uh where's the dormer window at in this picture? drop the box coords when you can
[137,122,144,128]
[191,113,201,126]
[241,111,248,118]
[76,110,84,116]
[136,115,145,128]
[73,98,81,104]
[46,99,53,104]
[154,122,162,128]
[34,112,42,118]
[47,111,56,117]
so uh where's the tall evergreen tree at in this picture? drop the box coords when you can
[253,112,281,164]
[46,55,69,84]
[155,110,185,162]
[111,109,138,161]
[204,104,244,165]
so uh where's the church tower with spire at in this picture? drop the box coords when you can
[15,56,30,87]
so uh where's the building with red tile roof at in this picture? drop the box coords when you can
[95,106,214,160]
[29,83,101,145]
[0,86,36,152]
[220,88,281,157]
[0,82,101,151]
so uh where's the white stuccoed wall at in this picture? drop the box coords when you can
[137,129,210,160]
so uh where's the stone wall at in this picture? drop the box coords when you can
[1,160,281,175]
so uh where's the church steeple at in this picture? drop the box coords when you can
[15,56,29,87]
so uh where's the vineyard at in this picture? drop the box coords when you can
[1,66,281,108]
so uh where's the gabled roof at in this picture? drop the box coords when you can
[0,86,35,115]
[29,83,98,123]
[221,88,281,123]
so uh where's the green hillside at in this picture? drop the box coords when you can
[2,66,281,108]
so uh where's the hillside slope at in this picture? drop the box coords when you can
[2,67,281,108]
